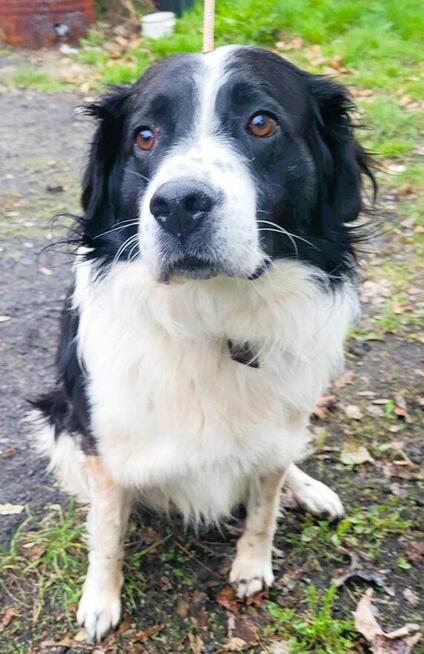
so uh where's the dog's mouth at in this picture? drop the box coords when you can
[162,255,271,283]
[166,256,219,281]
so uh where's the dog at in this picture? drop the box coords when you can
[31,45,374,642]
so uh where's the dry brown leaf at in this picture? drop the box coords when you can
[22,542,46,561]
[40,636,75,648]
[394,394,411,422]
[313,394,338,419]
[0,608,19,630]
[344,404,364,420]
[135,623,163,640]
[341,443,374,465]
[223,637,248,651]
[404,542,424,565]
[266,643,291,654]
[188,632,204,654]
[217,586,240,613]
[245,590,267,608]
[403,589,419,607]
[354,589,421,653]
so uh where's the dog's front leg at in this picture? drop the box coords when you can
[77,456,132,642]
[230,469,284,598]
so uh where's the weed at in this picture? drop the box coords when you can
[286,500,412,559]
[267,584,356,653]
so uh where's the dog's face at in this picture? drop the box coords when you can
[81,46,373,282]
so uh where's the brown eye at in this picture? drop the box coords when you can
[247,113,277,138]
[136,127,156,151]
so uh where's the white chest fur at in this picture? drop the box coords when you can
[74,259,357,521]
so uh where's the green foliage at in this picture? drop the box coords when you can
[8,67,67,92]
[288,500,412,558]
[267,585,356,653]
[359,98,424,157]
[0,503,86,620]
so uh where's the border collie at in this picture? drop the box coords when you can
[31,45,374,642]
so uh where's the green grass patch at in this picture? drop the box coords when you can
[358,97,424,157]
[8,67,68,92]
[267,585,356,653]
[0,503,86,624]
[287,500,412,559]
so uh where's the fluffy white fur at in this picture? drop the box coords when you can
[72,256,357,522]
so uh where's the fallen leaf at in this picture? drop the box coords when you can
[0,503,24,516]
[266,643,290,654]
[313,394,338,419]
[22,542,46,561]
[344,404,364,420]
[188,632,204,654]
[368,404,385,417]
[135,623,163,640]
[354,589,421,653]
[341,443,374,465]
[229,614,260,644]
[246,590,267,608]
[40,636,75,648]
[176,598,190,617]
[0,608,19,630]
[404,542,424,565]
[223,637,248,651]
[403,589,418,607]
[73,629,87,642]
[217,586,239,614]
[333,567,388,591]
[394,394,411,422]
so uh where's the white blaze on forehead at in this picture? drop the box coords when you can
[139,45,262,279]
[196,45,239,138]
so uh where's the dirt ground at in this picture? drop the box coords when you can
[0,63,423,654]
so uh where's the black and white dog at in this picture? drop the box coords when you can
[32,46,374,641]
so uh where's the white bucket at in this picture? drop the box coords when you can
[141,12,176,40]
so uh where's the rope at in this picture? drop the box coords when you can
[202,0,216,53]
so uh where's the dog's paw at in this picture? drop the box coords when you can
[229,552,274,599]
[77,582,122,642]
[291,476,344,520]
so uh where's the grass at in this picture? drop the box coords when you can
[79,0,424,90]
[267,585,356,653]
[8,67,68,92]
[285,500,412,559]
[0,503,86,625]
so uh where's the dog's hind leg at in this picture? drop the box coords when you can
[284,463,344,519]
[230,469,284,598]
[77,456,132,642]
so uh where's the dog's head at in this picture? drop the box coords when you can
[81,46,374,282]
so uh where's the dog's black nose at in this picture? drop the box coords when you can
[150,181,215,237]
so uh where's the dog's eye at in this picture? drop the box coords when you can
[247,113,277,138]
[136,127,156,151]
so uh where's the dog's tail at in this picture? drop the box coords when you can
[27,389,90,501]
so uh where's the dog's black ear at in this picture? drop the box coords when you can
[80,86,132,241]
[307,76,375,233]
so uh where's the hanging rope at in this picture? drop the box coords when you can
[202,0,216,53]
